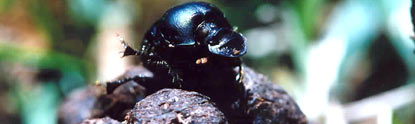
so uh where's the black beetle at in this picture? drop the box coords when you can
[105,2,248,121]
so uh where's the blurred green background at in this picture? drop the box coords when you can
[0,0,414,124]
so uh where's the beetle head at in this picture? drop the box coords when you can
[196,21,247,58]
[157,2,247,58]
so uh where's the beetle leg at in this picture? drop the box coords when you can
[232,58,243,84]
[236,64,244,84]
[170,70,183,88]
[103,75,152,94]
[153,61,183,88]
[146,57,183,88]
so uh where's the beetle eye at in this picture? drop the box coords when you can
[195,22,219,44]
[198,27,209,38]
[196,22,210,38]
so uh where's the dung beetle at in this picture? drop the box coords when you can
[105,2,248,121]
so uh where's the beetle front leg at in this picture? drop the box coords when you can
[146,57,183,88]
[232,58,244,84]
[236,64,244,84]
[103,75,153,94]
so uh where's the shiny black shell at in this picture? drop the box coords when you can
[140,2,247,59]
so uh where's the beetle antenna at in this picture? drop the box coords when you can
[116,34,142,57]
